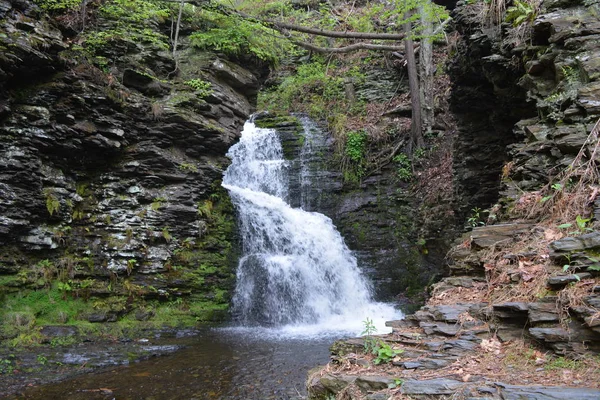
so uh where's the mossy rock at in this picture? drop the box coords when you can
[253,114,301,129]
[329,338,364,356]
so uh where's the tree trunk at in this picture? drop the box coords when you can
[419,3,435,135]
[172,0,185,56]
[404,16,423,153]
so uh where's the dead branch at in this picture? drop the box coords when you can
[289,38,404,54]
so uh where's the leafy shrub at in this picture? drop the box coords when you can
[184,79,213,98]
[373,341,403,364]
[345,130,367,162]
[505,0,536,26]
[33,0,80,12]
[393,154,412,182]
[259,60,344,115]
[100,0,170,23]
[190,10,291,65]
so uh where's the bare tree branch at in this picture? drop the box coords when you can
[289,38,404,54]
[262,18,406,40]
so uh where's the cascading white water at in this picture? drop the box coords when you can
[223,118,400,335]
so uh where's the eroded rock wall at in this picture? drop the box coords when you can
[443,0,600,356]
[0,0,262,327]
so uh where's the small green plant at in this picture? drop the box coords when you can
[57,280,72,294]
[33,0,80,11]
[544,356,581,371]
[162,227,172,242]
[388,378,404,389]
[576,215,591,231]
[505,0,536,26]
[184,79,213,98]
[345,130,367,162]
[126,259,137,276]
[37,354,48,365]
[0,355,16,374]
[151,197,166,211]
[558,215,592,235]
[561,66,580,86]
[197,200,214,220]
[373,341,403,364]
[44,190,60,216]
[467,207,486,227]
[179,163,199,173]
[584,254,600,272]
[361,317,378,354]
[189,10,291,65]
[393,154,412,182]
[37,259,57,286]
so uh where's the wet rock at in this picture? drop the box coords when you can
[320,374,356,393]
[528,302,560,323]
[470,224,532,249]
[211,58,259,96]
[430,304,472,323]
[497,382,600,400]
[578,83,600,115]
[330,338,364,356]
[547,273,592,288]
[20,227,58,249]
[529,327,570,342]
[355,376,394,392]
[420,322,460,336]
[401,378,464,396]
[40,325,78,338]
[122,69,170,96]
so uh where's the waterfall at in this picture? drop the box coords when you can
[222,118,400,335]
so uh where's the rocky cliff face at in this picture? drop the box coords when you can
[444,0,600,356]
[307,0,600,397]
[0,0,263,332]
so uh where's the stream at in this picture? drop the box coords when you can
[9,328,334,400]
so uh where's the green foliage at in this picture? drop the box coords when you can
[126,259,137,276]
[343,130,368,183]
[467,207,487,227]
[259,60,345,117]
[361,317,378,354]
[576,214,591,230]
[558,215,592,235]
[33,0,80,12]
[561,66,580,86]
[81,0,170,58]
[387,0,450,40]
[0,355,16,374]
[345,130,367,162]
[373,341,403,364]
[151,197,165,211]
[197,200,214,220]
[57,280,73,294]
[393,154,413,182]
[540,66,581,121]
[44,190,60,216]
[179,162,199,173]
[100,0,170,23]
[162,227,172,242]
[506,0,536,26]
[544,356,581,371]
[184,79,213,98]
[361,318,402,364]
[388,378,403,389]
[189,10,291,65]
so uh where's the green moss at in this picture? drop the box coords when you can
[254,115,301,129]
[32,0,80,12]
[99,0,170,23]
